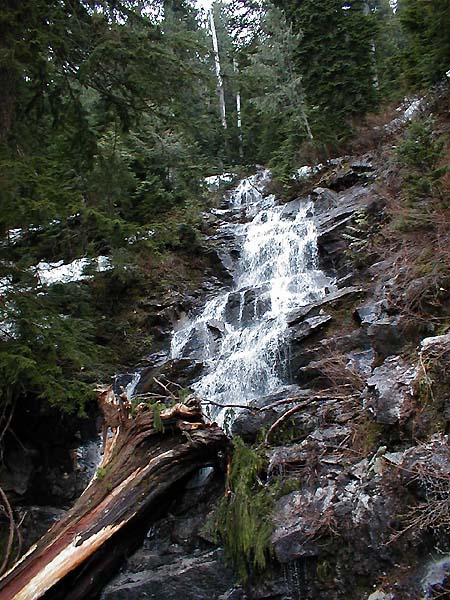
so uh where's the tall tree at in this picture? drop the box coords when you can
[274,0,378,151]
[398,0,450,87]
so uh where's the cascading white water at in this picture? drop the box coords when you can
[171,169,329,425]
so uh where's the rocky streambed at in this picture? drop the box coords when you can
[4,117,450,599]
[100,146,450,599]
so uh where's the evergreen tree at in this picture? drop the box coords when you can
[372,0,406,99]
[398,0,450,87]
[240,5,312,176]
[273,0,378,151]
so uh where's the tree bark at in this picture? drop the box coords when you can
[210,8,227,129]
[0,399,229,600]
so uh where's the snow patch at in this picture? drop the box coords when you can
[203,172,236,190]
[385,97,424,133]
[126,229,155,244]
[35,256,112,285]
[292,164,324,182]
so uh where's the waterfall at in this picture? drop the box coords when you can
[171,169,329,425]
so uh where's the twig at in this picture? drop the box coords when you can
[202,392,358,415]
[265,402,321,444]
[152,377,177,401]
[0,486,15,576]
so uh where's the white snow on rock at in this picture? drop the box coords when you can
[0,276,13,294]
[292,164,324,182]
[35,256,112,285]
[203,172,236,190]
[385,97,424,133]
[403,98,422,120]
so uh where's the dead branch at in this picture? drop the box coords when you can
[0,486,15,577]
[153,377,177,400]
[264,402,314,444]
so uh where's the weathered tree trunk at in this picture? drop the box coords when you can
[210,7,227,130]
[0,399,229,600]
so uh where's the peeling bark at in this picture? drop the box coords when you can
[0,399,229,600]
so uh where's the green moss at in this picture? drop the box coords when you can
[151,402,165,433]
[316,559,332,583]
[216,437,274,582]
[95,465,111,481]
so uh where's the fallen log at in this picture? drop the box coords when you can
[0,397,229,600]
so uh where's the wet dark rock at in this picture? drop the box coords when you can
[290,314,332,343]
[140,350,169,369]
[365,356,416,424]
[350,158,374,172]
[102,465,230,599]
[136,358,203,395]
[347,349,375,376]
[206,319,226,337]
[287,286,364,327]
[281,199,302,220]
[311,187,339,214]
[367,314,404,359]
[354,301,386,325]
[206,247,236,280]
[231,386,307,443]
[315,185,378,271]
[224,290,241,323]
[18,505,65,553]
[178,326,210,360]
[224,287,271,325]
[273,486,337,561]
[0,444,35,497]
[101,549,235,600]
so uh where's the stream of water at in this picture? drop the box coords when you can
[171,170,329,425]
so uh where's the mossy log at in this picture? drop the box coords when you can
[0,398,229,600]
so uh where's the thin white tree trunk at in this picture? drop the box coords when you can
[363,2,379,89]
[233,58,243,157]
[209,8,227,129]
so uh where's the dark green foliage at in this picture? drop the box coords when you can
[396,118,448,208]
[274,0,378,152]
[372,0,407,100]
[0,282,106,415]
[398,0,450,87]
[0,0,218,419]
[216,437,274,581]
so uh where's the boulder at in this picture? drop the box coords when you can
[224,287,271,326]
[136,359,204,395]
[231,386,307,443]
[290,314,332,343]
[364,356,416,424]
[367,315,404,359]
[101,549,235,600]
[287,286,364,327]
[272,485,337,561]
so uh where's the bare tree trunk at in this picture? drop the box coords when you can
[210,8,227,129]
[363,1,379,89]
[233,58,244,158]
[0,399,229,600]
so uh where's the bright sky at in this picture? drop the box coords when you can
[195,0,214,11]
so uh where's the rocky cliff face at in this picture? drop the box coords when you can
[5,90,450,599]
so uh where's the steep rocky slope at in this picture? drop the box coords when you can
[102,88,450,600]
[2,87,450,600]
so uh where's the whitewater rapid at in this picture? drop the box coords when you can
[171,170,329,425]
